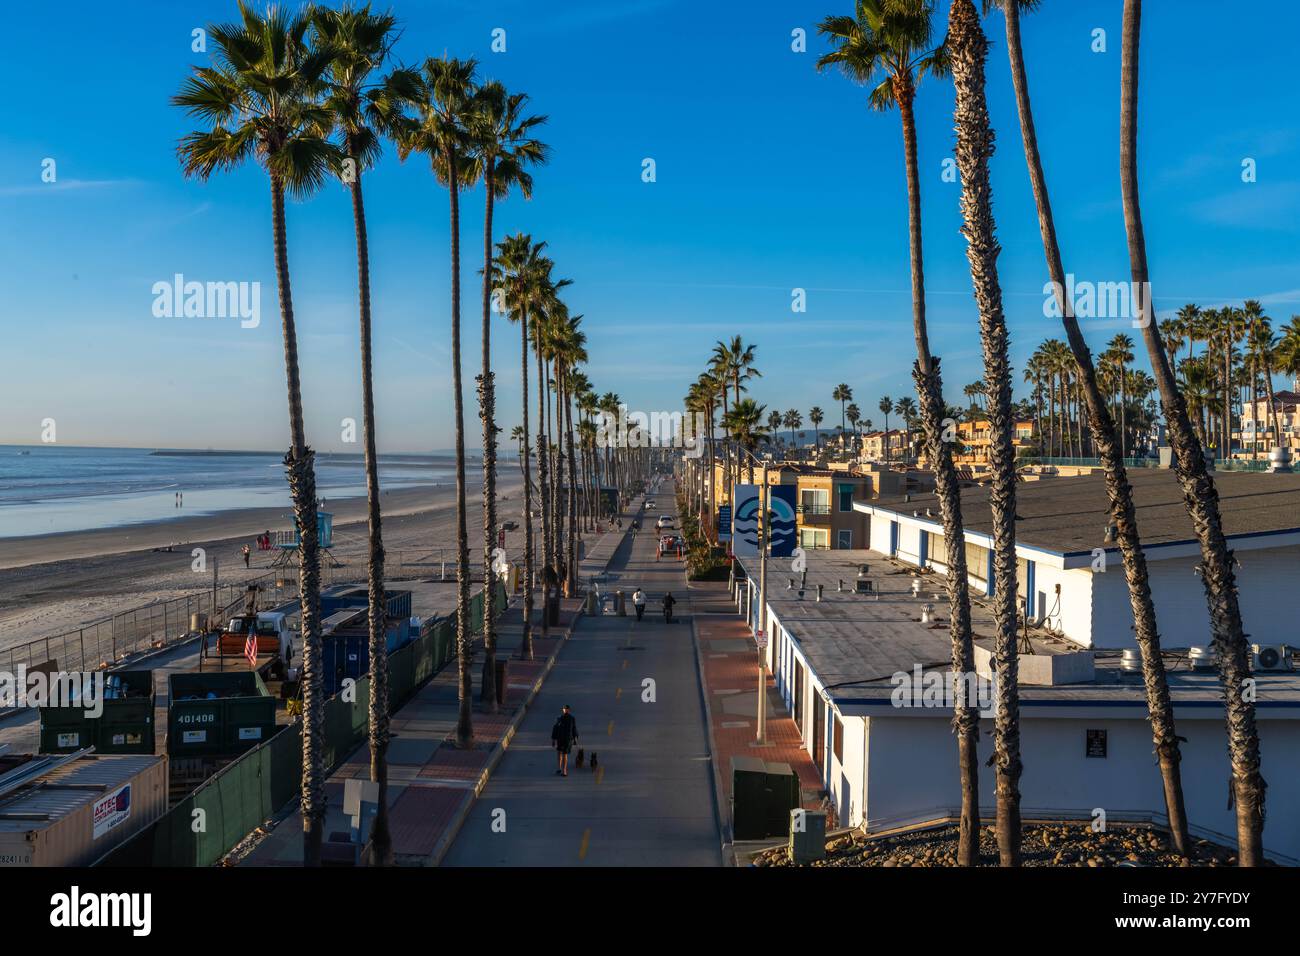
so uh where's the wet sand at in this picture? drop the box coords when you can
[0,475,529,651]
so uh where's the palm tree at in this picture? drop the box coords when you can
[832,383,853,433]
[467,81,548,714]
[1121,0,1263,865]
[308,0,413,866]
[174,0,338,867]
[809,406,825,446]
[819,0,984,866]
[724,399,769,483]
[877,395,893,461]
[1106,334,1135,458]
[784,408,803,432]
[845,402,861,436]
[949,0,1024,864]
[492,234,554,660]
[996,0,1191,854]
[893,396,917,461]
[397,54,480,749]
[1240,300,1279,458]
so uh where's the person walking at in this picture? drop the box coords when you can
[662,591,677,624]
[551,705,579,777]
[242,544,251,568]
[632,588,647,621]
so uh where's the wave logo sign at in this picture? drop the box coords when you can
[733,494,762,555]
[768,487,796,557]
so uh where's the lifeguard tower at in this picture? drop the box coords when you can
[271,511,341,568]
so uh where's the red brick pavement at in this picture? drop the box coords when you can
[389,786,467,857]
[694,613,825,828]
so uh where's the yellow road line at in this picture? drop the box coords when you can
[578,827,591,860]
[607,720,615,736]
[615,687,622,700]
[596,766,605,785]
[622,659,629,670]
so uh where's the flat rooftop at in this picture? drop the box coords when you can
[738,548,1300,712]
[865,468,1300,555]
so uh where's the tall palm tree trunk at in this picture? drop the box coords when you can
[950,0,1022,865]
[478,166,500,713]
[517,304,535,660]
[1121,0,1264,865]
[445,146,474,749]
[347,165,393,866]
[535,337,552,638]
[565,374,578,595]
[1000,0,1188,856]
[271,177,324,867]
[897,81,981,867]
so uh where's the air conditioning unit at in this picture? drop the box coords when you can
[1252,644,1293,672]
[1188,646,1217,671]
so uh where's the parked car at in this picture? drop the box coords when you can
[645,499,656,509]
[658,534,684,556]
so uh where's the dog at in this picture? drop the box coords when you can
[575,748,585,768]
[590,752,598,771]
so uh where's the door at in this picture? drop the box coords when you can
[812,696,825,771]
[793,663,804,731]
[837,529,852,549]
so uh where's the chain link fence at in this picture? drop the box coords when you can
[3,547,527,677]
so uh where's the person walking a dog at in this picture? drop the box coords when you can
[551,704,579,776]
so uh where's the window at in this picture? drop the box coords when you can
[800,528,829,549]
[836,529,852,549]
[833,713,844,764]
[800,488,829,514]
[837,484,854,512]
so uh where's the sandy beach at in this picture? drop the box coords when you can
[0,475,528,652]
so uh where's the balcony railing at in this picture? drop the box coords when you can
[797,504,831,515]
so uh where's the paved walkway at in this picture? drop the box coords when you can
[241,512,637,866]
[442,479,722,866]
[685,583,825,864]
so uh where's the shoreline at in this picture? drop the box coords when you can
[0,483,455,571]
[0,475,528,648]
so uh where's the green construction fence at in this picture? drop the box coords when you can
[96,581,506,867]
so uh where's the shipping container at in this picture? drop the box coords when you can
[167,671,276,758]
[320,616,413,698]
[319,586,413,621]
[39,670,156,756]
[0,752,167,867]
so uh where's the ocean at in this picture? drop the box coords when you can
[0,445,475,538]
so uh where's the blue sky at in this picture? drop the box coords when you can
[2,0,1298,452]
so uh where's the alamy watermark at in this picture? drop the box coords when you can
[890,664,996,718]
[595,405,707,458]
[152,273,261,328]
[1042,274,1152,328]
[0,668,105,718]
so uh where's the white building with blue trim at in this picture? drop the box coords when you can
[732,470,1300,862]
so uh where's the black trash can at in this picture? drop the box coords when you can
[494,658,509,706]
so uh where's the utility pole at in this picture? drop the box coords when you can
[756,459,769,745]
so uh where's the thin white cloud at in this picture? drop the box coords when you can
[0,178,138,197]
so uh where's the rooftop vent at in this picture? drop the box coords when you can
[1104,524,1117,543]
[1188,646,1216,671]
[920,603,935,624]
[1119,648,1142,674]
[910,577,922,597]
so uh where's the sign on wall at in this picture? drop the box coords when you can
[1085,728,1107,758]
[717,505,731,542]
[769,485,797,557]
[732,484,760,559]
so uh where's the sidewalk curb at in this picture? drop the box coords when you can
[425,605,582,867]
[687,610,733,866]
[424,508,638,867]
